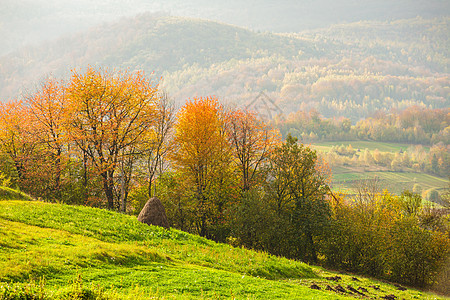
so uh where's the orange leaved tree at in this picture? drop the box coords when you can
[64,67,159,210]
[0,100,37,184]
[170,96,232,237]
[25,78,67,200]
[227,109,280,191]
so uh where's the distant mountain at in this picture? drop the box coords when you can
[0,14,448,120]
[1,0,449,55]
[0,14,316,98]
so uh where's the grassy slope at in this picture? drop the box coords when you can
[0,200,445,299]
[0,186,33,201]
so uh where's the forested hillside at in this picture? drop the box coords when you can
[0,14,314,100]
[163,17,449,120]
[1,199,447,299]
[2,0,448,55]
[1,15,448,120]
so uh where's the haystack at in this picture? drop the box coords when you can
[137,197,169,229]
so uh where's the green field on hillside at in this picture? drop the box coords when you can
[311,141,447,196]
[331,170,448,195]
[0,199,445,299]
[312,141,420,153]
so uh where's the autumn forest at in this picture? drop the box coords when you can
[0,65,448,293]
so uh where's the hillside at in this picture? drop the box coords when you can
[2,0,448,55]
[1,15,448,120]
[162,17,449,119]
[0,14,316,101]
[0,199,446,299]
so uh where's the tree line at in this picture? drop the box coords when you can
[276,106,449,179]
[277,106,449,145]
[0,67,448,292]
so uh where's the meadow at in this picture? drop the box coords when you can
[311,141,448,196]
[330,169,447,194]
[0,197,446,299]
[312,141,418,153]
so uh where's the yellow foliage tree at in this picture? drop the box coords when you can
[25,78,67,200]
[64,67,159,209]
[170,96,232,237]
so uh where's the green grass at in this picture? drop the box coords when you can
[0,199,446,299]
[0,186,32,201]
[312,140,421,153]
[331,169,448,195]
[310,140,447,195]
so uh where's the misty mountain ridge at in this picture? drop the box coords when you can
[2,0,449,56]
[0,14,313,96]
[0,13,448,120]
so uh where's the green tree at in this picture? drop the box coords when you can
[268,134,331,262]
[388,218,449,287]
[400,190,422,217]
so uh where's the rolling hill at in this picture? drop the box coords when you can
[1,14,448,121]
[0,198,446,299]
[2,0,449,55]
[0,14,317,102]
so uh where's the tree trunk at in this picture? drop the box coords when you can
[102,171,115,210]
[54,148,62,201]
[306,229,318,263]
[14,159,25,181]
[83,152,88,204]
[148,173,154,198]
[120,174,127,212]
[119,162,132,212]
[200,215,207,237]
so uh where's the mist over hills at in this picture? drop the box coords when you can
[2,0,449,55]
[1,12,448,120]
[0,4,449,298]
[0,14,314,98]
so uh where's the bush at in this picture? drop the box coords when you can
[323,191,450,288]
[387,218,450,287]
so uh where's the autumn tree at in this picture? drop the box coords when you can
[227,109,280,191]
[170,96,233,237]
[0,100,37,185]
[145,92,175,198]
[323,188,449,288]
[400,190,422,217]
[24,78,67,200]
[64,67,159,210]
[125,92,175,213]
